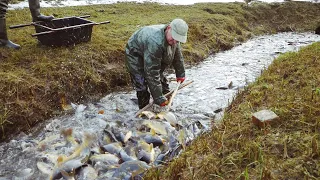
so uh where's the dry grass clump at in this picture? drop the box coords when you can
[0,2,320,141]
[146,42,320,179]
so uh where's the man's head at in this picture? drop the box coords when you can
[165,19,188,45]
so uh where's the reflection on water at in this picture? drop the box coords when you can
[0,32,319,179]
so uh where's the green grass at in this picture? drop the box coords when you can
[0,2,320,145]
[145,42,320,179]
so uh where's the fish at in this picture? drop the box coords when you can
[104,125,132,144]
[123,131,132,143]
[63,133,95,162]
[93,162,118,176]
[60,169,76,180]
[178,129,187,150]
[37,134,61,151]
[119,149,137,162]
[186,125,195,141]
[139,111,156,119]
[142,134,165,147]
[156,111,180,127]
[37,161,54,175]
[71,103,86,112]
[192,123,201,136]
[75,165,99,180]
[112,160,150,179]
[49,133,94,179]
[154,150,170,166]
[142,120,175,135]
[166,130,179,149]
[60,95,73,111]
[60,128,79,147]
[195,120,210,131]
[168,145,183,161]
[228,81,236,89]
[90,146,102,155]
[101,142,123,155]
[50,158,84,180]
[118,144,138,162]
[103,127,118,143]
[134,129,165,147]
[136,141,155,164]
[89,153,120,165]
[71,103,87,120]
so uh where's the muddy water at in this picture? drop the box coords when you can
[0,32,319,179]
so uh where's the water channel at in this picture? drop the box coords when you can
[0,32,319,179]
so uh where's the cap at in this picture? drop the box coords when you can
[170,19,188,43]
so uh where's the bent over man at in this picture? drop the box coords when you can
[125,18,188,109]
[0,0,54,49]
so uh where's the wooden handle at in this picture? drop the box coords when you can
[134,80,193,117]
[96,21,110,25]
[9,15,90,29]
[167,81,181,109]
[9,23,33,29]
[78,15,91,18]
[31,31,55,37]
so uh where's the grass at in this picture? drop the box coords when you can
[145,42,320,179]
[0,1,319,148]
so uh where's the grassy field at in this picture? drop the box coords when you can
[145,41,320,180]
[0,1,319,145]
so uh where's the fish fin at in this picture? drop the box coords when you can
[123,131,132,143]
[150,129,156,136]
[57,155,66,165]
[61,169,75,180]
[149,143,154,152]
[70,102,77,110]
[141,111,156,119]
[156,112,164,119]
[60,95,72,111]
[104,136,112,144]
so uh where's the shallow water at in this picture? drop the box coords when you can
[0,32,319,179]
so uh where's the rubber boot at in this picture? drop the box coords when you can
[0,18,20,49]
[28,0,54,22]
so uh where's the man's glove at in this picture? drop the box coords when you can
[160,99,169,107]
[176,77,185,83]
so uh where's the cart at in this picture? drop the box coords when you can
[10,15,110,47]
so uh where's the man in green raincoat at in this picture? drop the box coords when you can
[125,18,188,109]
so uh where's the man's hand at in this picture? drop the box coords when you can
[160,99,169,107]
[176,77,185,83]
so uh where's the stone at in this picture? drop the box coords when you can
[252,109,279,128]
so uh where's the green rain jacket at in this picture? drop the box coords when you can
[125,24,185,105]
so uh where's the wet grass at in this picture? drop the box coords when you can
[0,1,319,146]
[145,41,320,179]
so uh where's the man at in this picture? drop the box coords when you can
[0,0,54,49]
[125,18,188,109]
